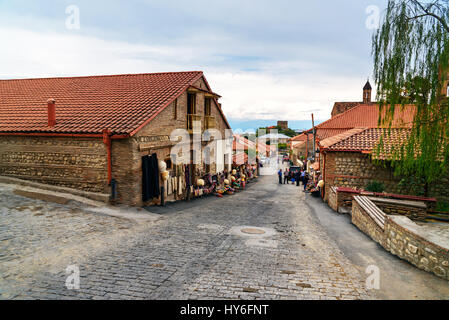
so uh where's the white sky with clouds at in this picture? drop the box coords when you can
[0,0,387,125]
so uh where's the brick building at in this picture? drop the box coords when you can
[319,128,449,204]
[289,99,415,162]
[0,71,232,206]
[290,80,378,161]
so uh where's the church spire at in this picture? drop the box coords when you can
[363,79,372,103]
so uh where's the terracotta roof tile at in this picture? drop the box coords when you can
[318,104,415,129]
[291,104,415,143]
[291,129,350,142]
[326,127,411,159]
[331,102,365,117]
[0,71,206,135]
[319,127,367,148]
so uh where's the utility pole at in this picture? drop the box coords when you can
[311,113,316,161]
[305,132,309,160]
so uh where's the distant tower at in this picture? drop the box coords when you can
[277,121,288,130]
[363,79,372,103]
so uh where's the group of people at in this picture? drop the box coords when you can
[278,168,310,190]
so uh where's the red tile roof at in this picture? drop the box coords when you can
[316,128,353,140]
[318,127,367,148]
[0,71,227,135]
[326,128,411,160]
[331,102,366,118]
[318,104,415,129]
[291,104,415,143]
[291,128,350,142]
[233,134,272,155]
[233,134,256,150]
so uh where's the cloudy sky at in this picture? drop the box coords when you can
[0,0,386,129]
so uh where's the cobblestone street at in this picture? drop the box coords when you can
[0,174,373,300]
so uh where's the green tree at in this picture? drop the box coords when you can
[373,0,449,184]
[255,126,297,138]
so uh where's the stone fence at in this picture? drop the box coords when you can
[329,186,436,219]
[369,197,427,221]
[352,196,449,281]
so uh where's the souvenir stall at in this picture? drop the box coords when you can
[305,169,324,198]
[145,150,258,205]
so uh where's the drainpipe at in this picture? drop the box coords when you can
[311,113,316,161]
[318,148,321,171]
[322,150,327,200]
[102,128,112,185]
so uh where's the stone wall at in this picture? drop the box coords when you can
[328,187,338,212]
[127,78,231,206]
[384,216,449,280]
[429,176,449,205]
[337,190,359,212]
[328,186,355,214]
[371,198,427,221]
[111,137,140,205]
[352,200,385,245]
[0,136,108,193]
[323,151,449,205]
[0,78,231,206]
[330,186,435,220]
[323,152,402,203]
[351,197,449,281]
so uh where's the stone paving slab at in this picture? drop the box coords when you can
[0,176,372,300]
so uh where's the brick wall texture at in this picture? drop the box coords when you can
[0,77,231,206]
[323,151,449,204]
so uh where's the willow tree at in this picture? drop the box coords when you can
[373,0,449,187]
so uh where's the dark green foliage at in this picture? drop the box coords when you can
[255,126,297,138]
[436,201,449,212]
[397,176,427,196]
[278,143,288,150]
[366,181,386,193]
[373,0,449,183]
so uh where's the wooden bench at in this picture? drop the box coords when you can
[353,196,386,230]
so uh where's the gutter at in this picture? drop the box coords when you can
[0,132,129,139]
[102,129,113,185]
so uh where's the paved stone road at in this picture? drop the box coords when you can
[0,175,372,300]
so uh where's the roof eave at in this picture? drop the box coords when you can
[128,72,205,137]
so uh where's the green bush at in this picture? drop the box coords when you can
[436,202,449,213]
[366,181,385,193]
[397,177,426,196]
[278,143,288,150]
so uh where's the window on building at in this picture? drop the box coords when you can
[187,93,196,114]
[204,97,211,116]
[164,156,172,170]
[173,98,177,120]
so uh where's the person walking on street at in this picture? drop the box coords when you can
[283,169,289,184]
[295,170,300,186]
[303,173,309,191]
[278,169,283,184]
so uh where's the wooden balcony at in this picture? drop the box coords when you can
[187,114,202,133]
[204,116,216,130]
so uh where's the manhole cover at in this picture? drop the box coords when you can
[241,228,266,235]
